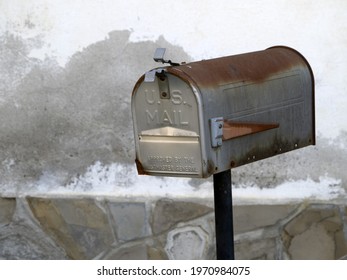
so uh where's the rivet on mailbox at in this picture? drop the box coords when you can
[131,46,315,178]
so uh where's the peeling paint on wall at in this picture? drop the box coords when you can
[0,30,191,191]
[0,29,346,197]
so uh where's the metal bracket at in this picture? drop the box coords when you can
[153,48,166,63]
[210,117,224,148]
[144,69,164,82]
[145,48,180,82]
[153,48,180,66]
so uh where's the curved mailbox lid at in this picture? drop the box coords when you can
[168,46,314,90]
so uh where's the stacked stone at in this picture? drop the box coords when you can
[1,197,347,259]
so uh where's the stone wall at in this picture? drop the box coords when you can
[1,196,346,260]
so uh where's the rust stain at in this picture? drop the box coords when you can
[135,158,148,175]
[222,120,279,140]
[167,46,311,88]
[131,75,145,97]
[228,135,312,169]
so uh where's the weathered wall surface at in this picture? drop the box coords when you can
[0,29,346,194]
[1,1,347,259]
[0,30,191,192]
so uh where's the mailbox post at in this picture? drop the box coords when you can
[131,47,315,259]
[214,169,234,259]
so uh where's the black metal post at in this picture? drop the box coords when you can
[213,169,235,260]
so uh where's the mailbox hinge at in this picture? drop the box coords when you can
[210,117,224,148]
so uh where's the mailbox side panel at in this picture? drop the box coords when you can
[171,47,315,176]
[214,47,314,173]
[220,66,314,169]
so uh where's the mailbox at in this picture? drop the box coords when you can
[131,46,315,178]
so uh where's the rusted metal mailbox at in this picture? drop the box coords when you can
[131,46,315,178]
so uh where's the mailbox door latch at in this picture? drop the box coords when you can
[210,117,224,148]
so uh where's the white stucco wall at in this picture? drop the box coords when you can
[2,0,346,138]
[0,0,346,201]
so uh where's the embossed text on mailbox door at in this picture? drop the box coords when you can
[132,73,203,177]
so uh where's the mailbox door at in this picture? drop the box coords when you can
[132,73,206,177]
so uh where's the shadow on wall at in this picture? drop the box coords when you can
[0,30,347,192]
